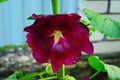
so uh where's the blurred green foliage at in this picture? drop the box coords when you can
[0,0,8,3]
[0,44,29,51]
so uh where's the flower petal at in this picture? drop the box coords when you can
[25,28,54,63]
[81,78,90,80]
[50,38,81,73]
[63,23,94,55]
[47,13,81,31]
[32,13,40,18]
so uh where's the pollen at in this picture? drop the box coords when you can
[52,30,63,43]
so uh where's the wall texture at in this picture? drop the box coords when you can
[0,0,78,46]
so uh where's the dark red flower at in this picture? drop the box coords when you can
[24,13,94,73]
[81,78,90,80]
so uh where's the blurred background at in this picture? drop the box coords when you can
[0,0,120,80]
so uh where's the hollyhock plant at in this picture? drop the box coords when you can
[5,0,120,80]
[24,13,94,73]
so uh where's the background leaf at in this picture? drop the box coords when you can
[19,73,39,80]
[27,14,44,20]
[80,19,89,26]
[5,71,23,80]
[104,64,120,80]
[88,55,106,72]
[88,55,120,80]
[83,8,120,38]
[80,19,95,36]
[65,75,76,80]
[45,64,54,75]
[0,0,7,3]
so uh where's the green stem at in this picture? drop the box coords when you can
[89,70,101,80]
[51,0,59,14]
[40,76,58,80]
[57,64,66,80]
[39,71,47,79]
[61,65,65,80]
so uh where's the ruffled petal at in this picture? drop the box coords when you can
[32,52,49,63]
[47,13,81,31]
[26,33,54,63]
[50,38,81,73]
[63,23,94,55]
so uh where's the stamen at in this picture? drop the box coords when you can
[52,30,63,43]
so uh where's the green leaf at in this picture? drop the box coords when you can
[80,19,89,26]
[19,73,39,80]
[88,27,96,32]
[45,64,54,75]
[80,19,95,36]
[27,14,44,20]
[65,75,76,80]
[0,0,7,3]
[104,64,120,80]
[88,26,96,36]
[0,47,3,50]
[83,8,120,38]
[19,44,29,49]
[88,55,120,80]
[3,45,18,50]
[5,71,23,80]
[57,65,65,79]
[88,55,106,72]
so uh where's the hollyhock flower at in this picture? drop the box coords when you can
[24,13,94,73]
[81,78,90,80]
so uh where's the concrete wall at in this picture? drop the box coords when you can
[79,0,120,54]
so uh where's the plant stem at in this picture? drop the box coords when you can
[40,76,58,80]
[89,70,101,79]
[51,0,59,14]
[39,71,47,79]
[62,65,65,80]
[61,65,65,80]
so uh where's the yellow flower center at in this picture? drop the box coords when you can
[52,30,63,43]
